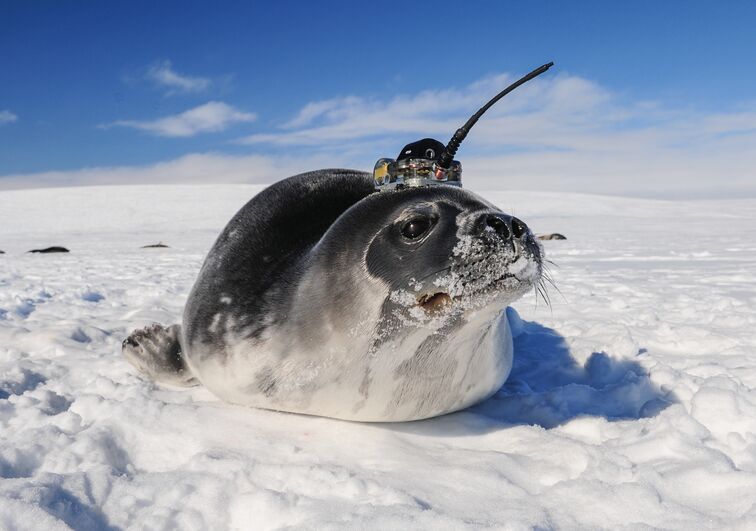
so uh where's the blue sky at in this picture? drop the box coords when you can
[1,1,755,197]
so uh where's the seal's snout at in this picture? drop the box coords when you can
[448,210,542,301]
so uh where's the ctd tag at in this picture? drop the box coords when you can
[373,157,462,191]
[370,62,554,192]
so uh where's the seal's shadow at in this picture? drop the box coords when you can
[388,315,676,435]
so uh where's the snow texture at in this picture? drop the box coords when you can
[1,185,756,529]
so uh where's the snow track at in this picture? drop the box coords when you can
[1,185,755,529]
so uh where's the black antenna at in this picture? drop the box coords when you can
[437,61,554,169]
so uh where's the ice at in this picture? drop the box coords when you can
[1,185,756,528]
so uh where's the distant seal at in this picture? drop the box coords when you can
[537,233,566,241]
[123,169,543,421]
[28,246,69,253]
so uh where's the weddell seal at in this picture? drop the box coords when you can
[123,62,553,421]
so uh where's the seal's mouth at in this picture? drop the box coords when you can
[415,269,517,312]
[404,232,544,319]
[417,292,452,314]
[414,263,536,316]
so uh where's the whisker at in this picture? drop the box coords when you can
[538,258,565,304]
[537,281,553,313]
[538,281,551,306]
[541,271,565,301]
[535,285,546,310]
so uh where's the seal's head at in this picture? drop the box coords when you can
[309,183,542,331]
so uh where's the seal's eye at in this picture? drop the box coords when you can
[401,216,432,240]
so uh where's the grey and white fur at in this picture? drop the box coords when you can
[123,169,542,421]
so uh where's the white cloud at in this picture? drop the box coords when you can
[237,74,614,147]
[4,70,756,198]
[235,71,756,198]
[0,110,18,125]
[0,152,341,191]
[105,101,256,137]
[146,60,211,94]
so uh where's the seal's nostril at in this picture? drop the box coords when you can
[512,217,527,239]
[123,337,137,348]
[486,216,508,239]
[486,215,511,240]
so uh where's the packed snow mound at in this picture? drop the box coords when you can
[1,184,756,529]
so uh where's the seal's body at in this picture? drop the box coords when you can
[124,169,542,421]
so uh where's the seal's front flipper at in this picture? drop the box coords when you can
[122,323,198,387]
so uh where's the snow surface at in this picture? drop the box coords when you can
[1,184,756,530]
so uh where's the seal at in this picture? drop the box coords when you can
[537,233,566,241]
[28,246,69,253]
[123,169,543,421]
[124,62,555,421]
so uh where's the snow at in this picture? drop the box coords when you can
[1,184,756,529]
